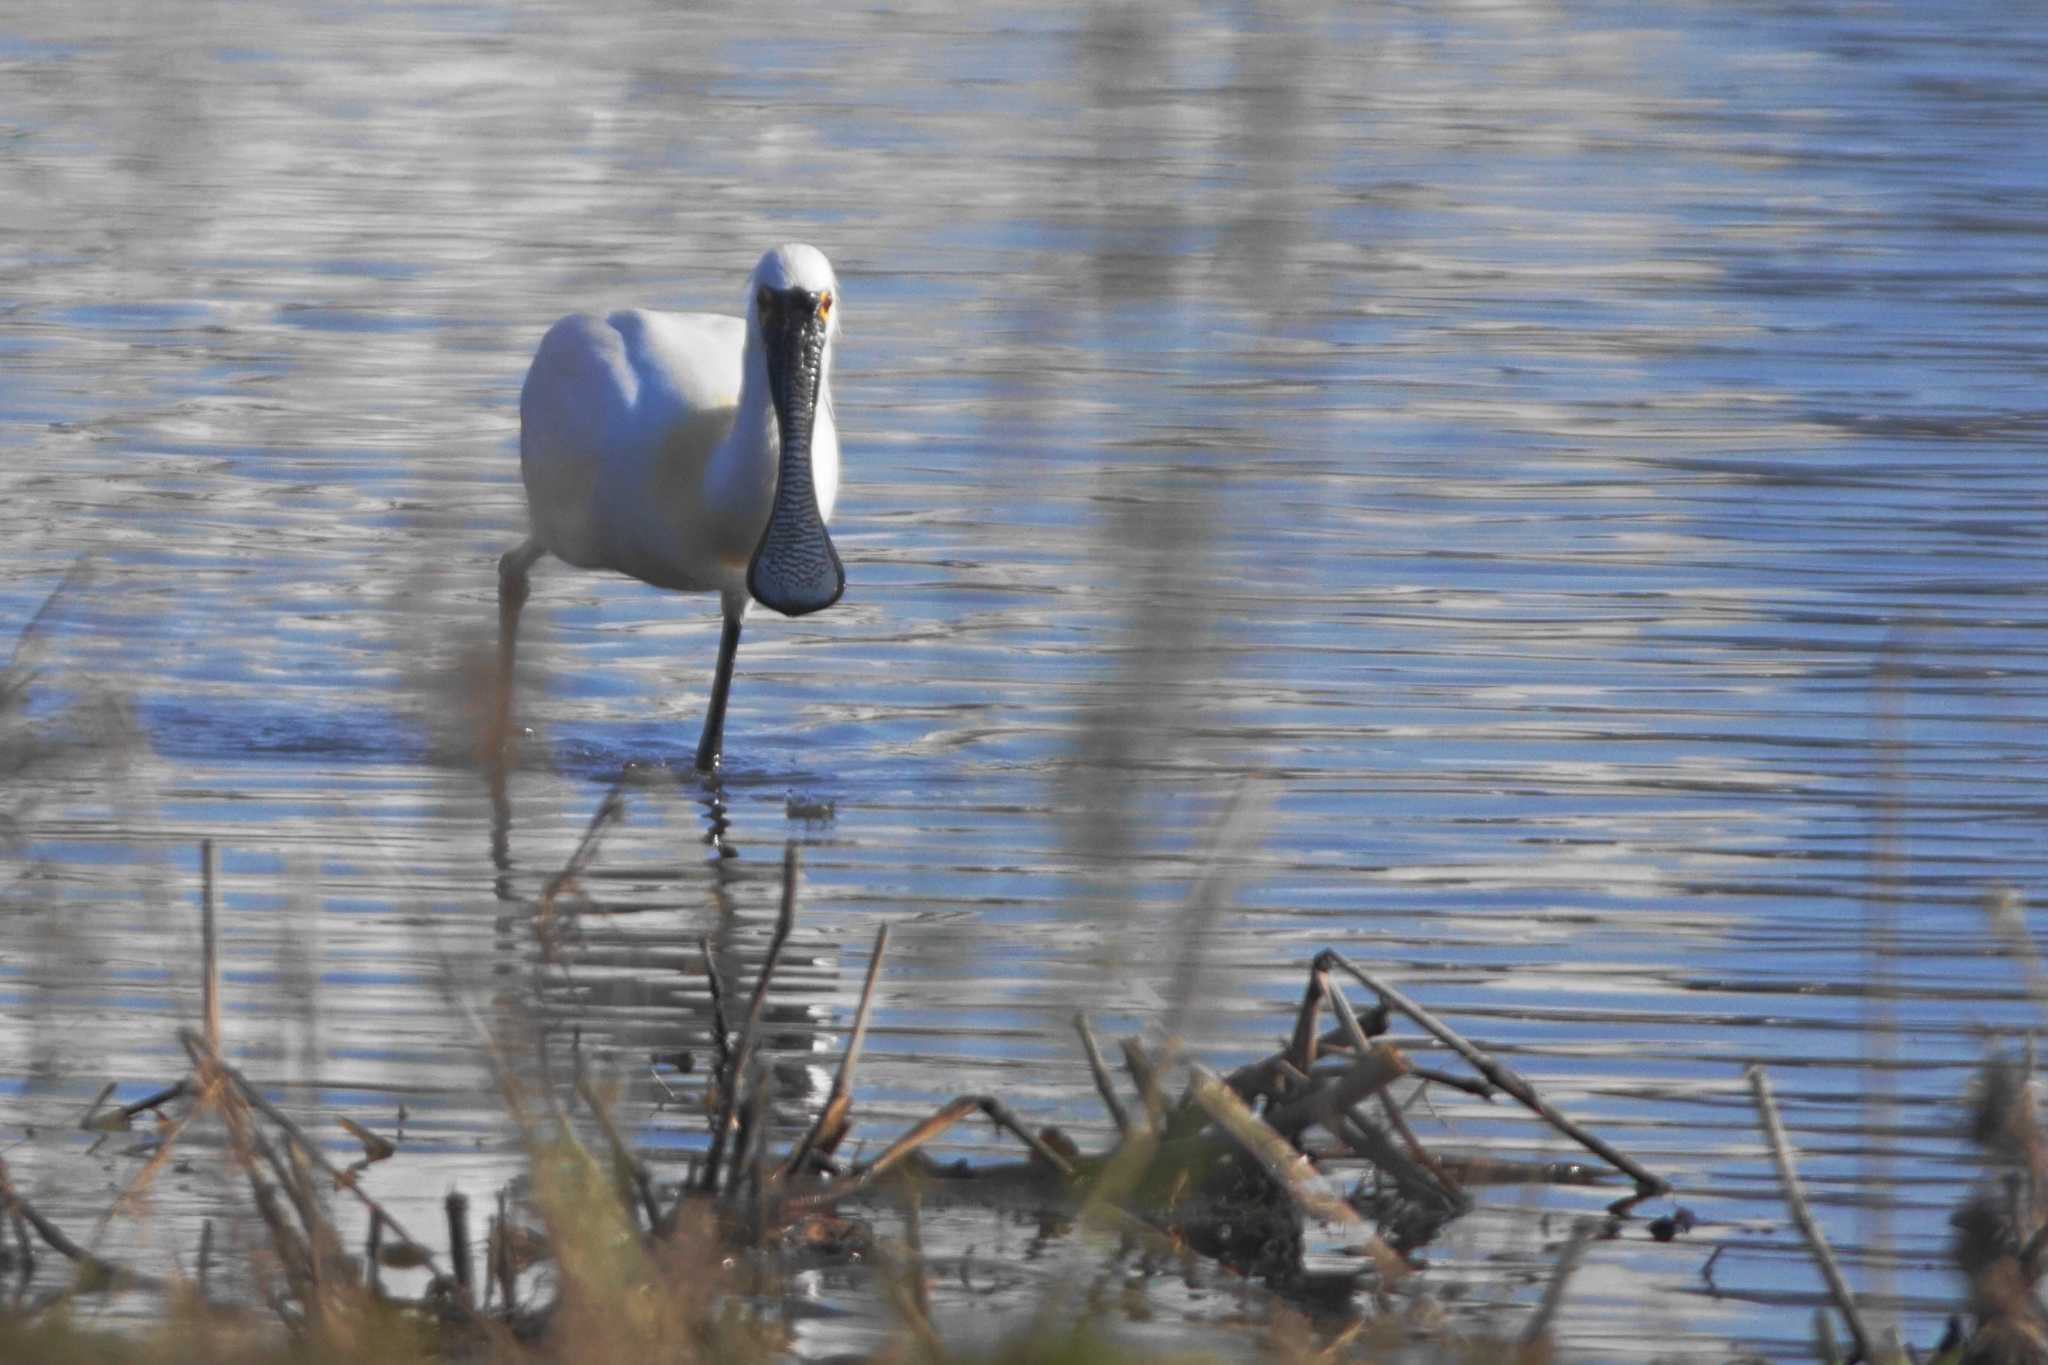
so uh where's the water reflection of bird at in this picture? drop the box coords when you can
[494,244,846,778]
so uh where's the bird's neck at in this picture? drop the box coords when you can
[731,334,778,455]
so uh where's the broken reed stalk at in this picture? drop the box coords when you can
[728,1057,769,1223]
[1748,1064,1872,1363]
[446,1191,472,1298]
[786,922,891,1177]
[800,1095,982,1206]
[785,1095,1078,1214]
[697,842,802,1199]
[1327,952,1668,1194]
[366,1209,383,1297]
[492,1189,515,1311]
[1074,1015,1131,1137]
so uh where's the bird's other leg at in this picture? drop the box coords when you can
[694,615,744,774]
[491,539,545,799]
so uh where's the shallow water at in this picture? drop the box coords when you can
[4,1,2048,1357]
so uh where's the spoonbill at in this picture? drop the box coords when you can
[494,243,846,776]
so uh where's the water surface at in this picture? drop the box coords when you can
[4,3,2048,1358]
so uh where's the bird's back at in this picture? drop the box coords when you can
[518,308,751,588]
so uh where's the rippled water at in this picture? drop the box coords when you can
[4,2,2048,1358]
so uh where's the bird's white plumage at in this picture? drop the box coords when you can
[516,244,841,617]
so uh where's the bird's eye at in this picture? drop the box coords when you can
[756,286,774,317]
[818,291,834,322]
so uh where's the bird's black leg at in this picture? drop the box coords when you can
[492,541,544,793]
[694,615,744,773]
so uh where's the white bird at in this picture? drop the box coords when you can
[495,243,846,776]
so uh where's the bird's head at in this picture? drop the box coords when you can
[746,243,845,617]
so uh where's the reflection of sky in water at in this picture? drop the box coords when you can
[0,2,2045,1357]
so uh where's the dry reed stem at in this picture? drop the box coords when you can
[785,922,891,1178]
[445,1191,472,1299]
[1260,1047,1407,1140]
[696,932,733,1079]
[177,1028,482,1326]
[697,841,800,1199]
[1286,970,1326,1075]
[1321,972,1376,1061]
[784,1096,984,1211]
[1328,952,1668,1194]
[1188,1068,1408,1282]
[1748,1064,1871,1362]
[1074,1014,1131,1137]
[534,780,626,963]
[1121,1037,1169,1135]
[785,1093,1079,1216]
